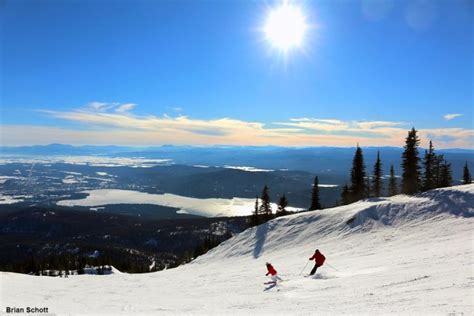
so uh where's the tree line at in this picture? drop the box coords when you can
[250,127,472,225]
[3,253,147,276]
[249,184,291,226]
[250,169,324,226]
[340,127,471,205]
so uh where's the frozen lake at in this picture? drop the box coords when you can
[57,189,301,217]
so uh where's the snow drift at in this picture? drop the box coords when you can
[1,185,473,315]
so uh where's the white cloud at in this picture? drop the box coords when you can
[278,118,404,136]
[444,113,462,121]
[85,101,136,113]
[87,102,115,112]
[115,103,136,113]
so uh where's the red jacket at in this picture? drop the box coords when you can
[309,250,326,266]
[266,264,277,276]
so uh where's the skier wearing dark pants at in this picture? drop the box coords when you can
[309,249,326,275]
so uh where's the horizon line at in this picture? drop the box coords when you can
[1,143,473,151]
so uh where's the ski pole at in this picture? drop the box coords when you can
[326,263,338,271]
[299,260,310,275]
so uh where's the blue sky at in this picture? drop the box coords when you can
[1,0,472,147]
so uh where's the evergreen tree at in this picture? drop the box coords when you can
[350,146,367,201]
[254,195,259,215]
[401,128,421,194]
[439,159,452,188]
[366,176,371,198]
[388,164,398,196]
[259,185,272,218]
[371,151,383,197]
[422,141,436,191]
[433,154,444,188]
[309,176,322,210]
[277,195,289,216]
[463,162,472,185]
[340,184,351,205]
[250,195,260,227]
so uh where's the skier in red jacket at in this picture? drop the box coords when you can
[265,262,282,283]
[308,249,326,275]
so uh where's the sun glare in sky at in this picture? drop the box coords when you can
[263,1,308,53]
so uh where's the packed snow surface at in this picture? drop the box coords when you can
[1,185,473,315]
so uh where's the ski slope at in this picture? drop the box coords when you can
[1,185,473,315]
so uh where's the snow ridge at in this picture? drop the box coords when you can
[196,185,474,263]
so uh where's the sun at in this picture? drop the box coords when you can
[263,1,308,53]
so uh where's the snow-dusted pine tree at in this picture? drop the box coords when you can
[371,151,383,197]
[388,164,398,196]
[401,128,421,194]
[422,141,436,191]
[350,146,367,201]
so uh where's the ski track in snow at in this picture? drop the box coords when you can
[1,185,473,315]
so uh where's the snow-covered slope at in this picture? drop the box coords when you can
[1,185,473,315]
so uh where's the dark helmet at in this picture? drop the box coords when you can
[266,262,270,266]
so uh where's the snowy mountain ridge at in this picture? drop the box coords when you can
[1,185,473,315]
[196,185,473,261]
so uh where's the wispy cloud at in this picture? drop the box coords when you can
[444,113,463,121]
[278,118,404,137]
[115,103,137,113]
[86,101,136,113]
[87,101,117,112]
[3,103,472,148]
